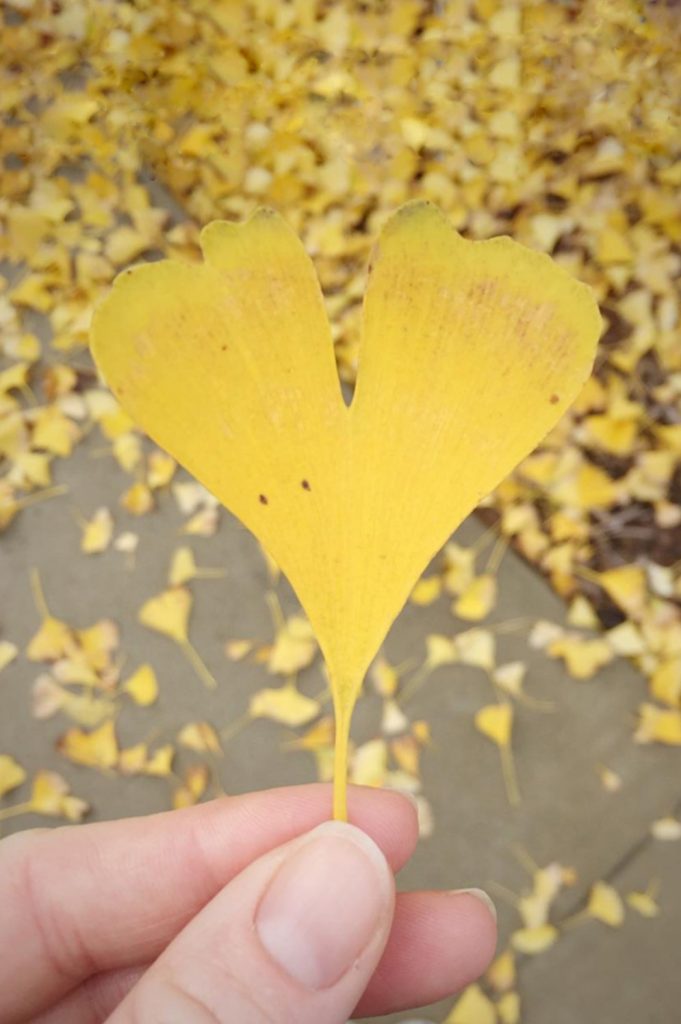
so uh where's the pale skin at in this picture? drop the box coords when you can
[0,784,497,1023]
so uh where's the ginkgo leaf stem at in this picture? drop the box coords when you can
[511,842,540,876]
[471,522,500,555]
[491,617,534,634]
[30,568,51,620]
[486,534,508,574]
[265,591,285,632]
[500,743,520,807]
[16,484,68,513]
[0,801,33,822]
[180,640,217,689]
[332,696,353,822]
[398,664,432,707]
[220,710,252,742]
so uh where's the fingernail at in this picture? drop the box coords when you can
[256,821,392,990]
[450,887,497,923]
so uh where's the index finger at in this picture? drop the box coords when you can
[0,783,417,1024]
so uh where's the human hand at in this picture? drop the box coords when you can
[0,784,496,1023]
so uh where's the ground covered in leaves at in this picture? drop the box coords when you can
[1,1,680,1022]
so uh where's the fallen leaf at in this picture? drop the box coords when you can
[80,506,114,554]
[511,924,559,955]
[651,817,681,841]
[0,640,18,674]
[626,887,660,918]
[444,983,497,1024]
[496,992,520,1024]
[139,585,216,688]
[178,721,222,754]
[587,881,625,927]
[250,681,320,727]
[122,664,159,706]
[57,720,119,769]
[173,764,210,808]
[168,546,224,587]
[0,754,26,798]
[454,573,497,622]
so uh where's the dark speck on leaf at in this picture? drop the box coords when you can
[550,393,560,404]
[221,344,228,352]
[301,479,311,491]
[259,494,268,505]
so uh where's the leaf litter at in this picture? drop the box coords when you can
[1,0,680,1019]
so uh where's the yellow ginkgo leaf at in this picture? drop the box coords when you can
[351,738,388,789]
[141,587,185,647]
[454,573,498,621]
[250,681,320,727]
[0,754,26,798]
[455,628,496,670]
[30,771,88,820]
[651,816,681,841]
[650,659,681,708]
[173,764,210,809]
[370,656,400,697]
[587,881,625,927]
[119,743,175,777]
[26,570,73,662]
[426,633,459,669]
[595,564,647,619]
[410,575,442,605]
[76,618,119,674]
[225,638,254,661]
[144,744,175,777]
[626,887,660,918]
[475,702,519,806]
[511,924,559,955]
[445,983,497,1024]
[486,949,516,993]
[635,703,681,746]
[497,991,521,1024]
[91,203,600,819]
[0,640,18,674]
[265,595,319,676]
[147,449,176,489]
[138,585,216,688]
[122,663,159,706]
[120,480,154,516]
[57,720,119,770]
[168,546,225,587]
[80,506,114,554]
[476,702,513,747]
[547,633,614,679]
[33,675,115,727]
[443,542,477,596]
[178,721,222,754]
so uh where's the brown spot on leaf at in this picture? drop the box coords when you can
[259,494,268,505]
[550,393,560,404]
[301,479,311,491]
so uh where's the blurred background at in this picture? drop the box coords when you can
[1,1,680,1021]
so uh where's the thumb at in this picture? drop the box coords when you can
[107,821,395,1024]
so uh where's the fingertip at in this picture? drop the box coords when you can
[446,890,498,972]
[354,889,498,1017]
